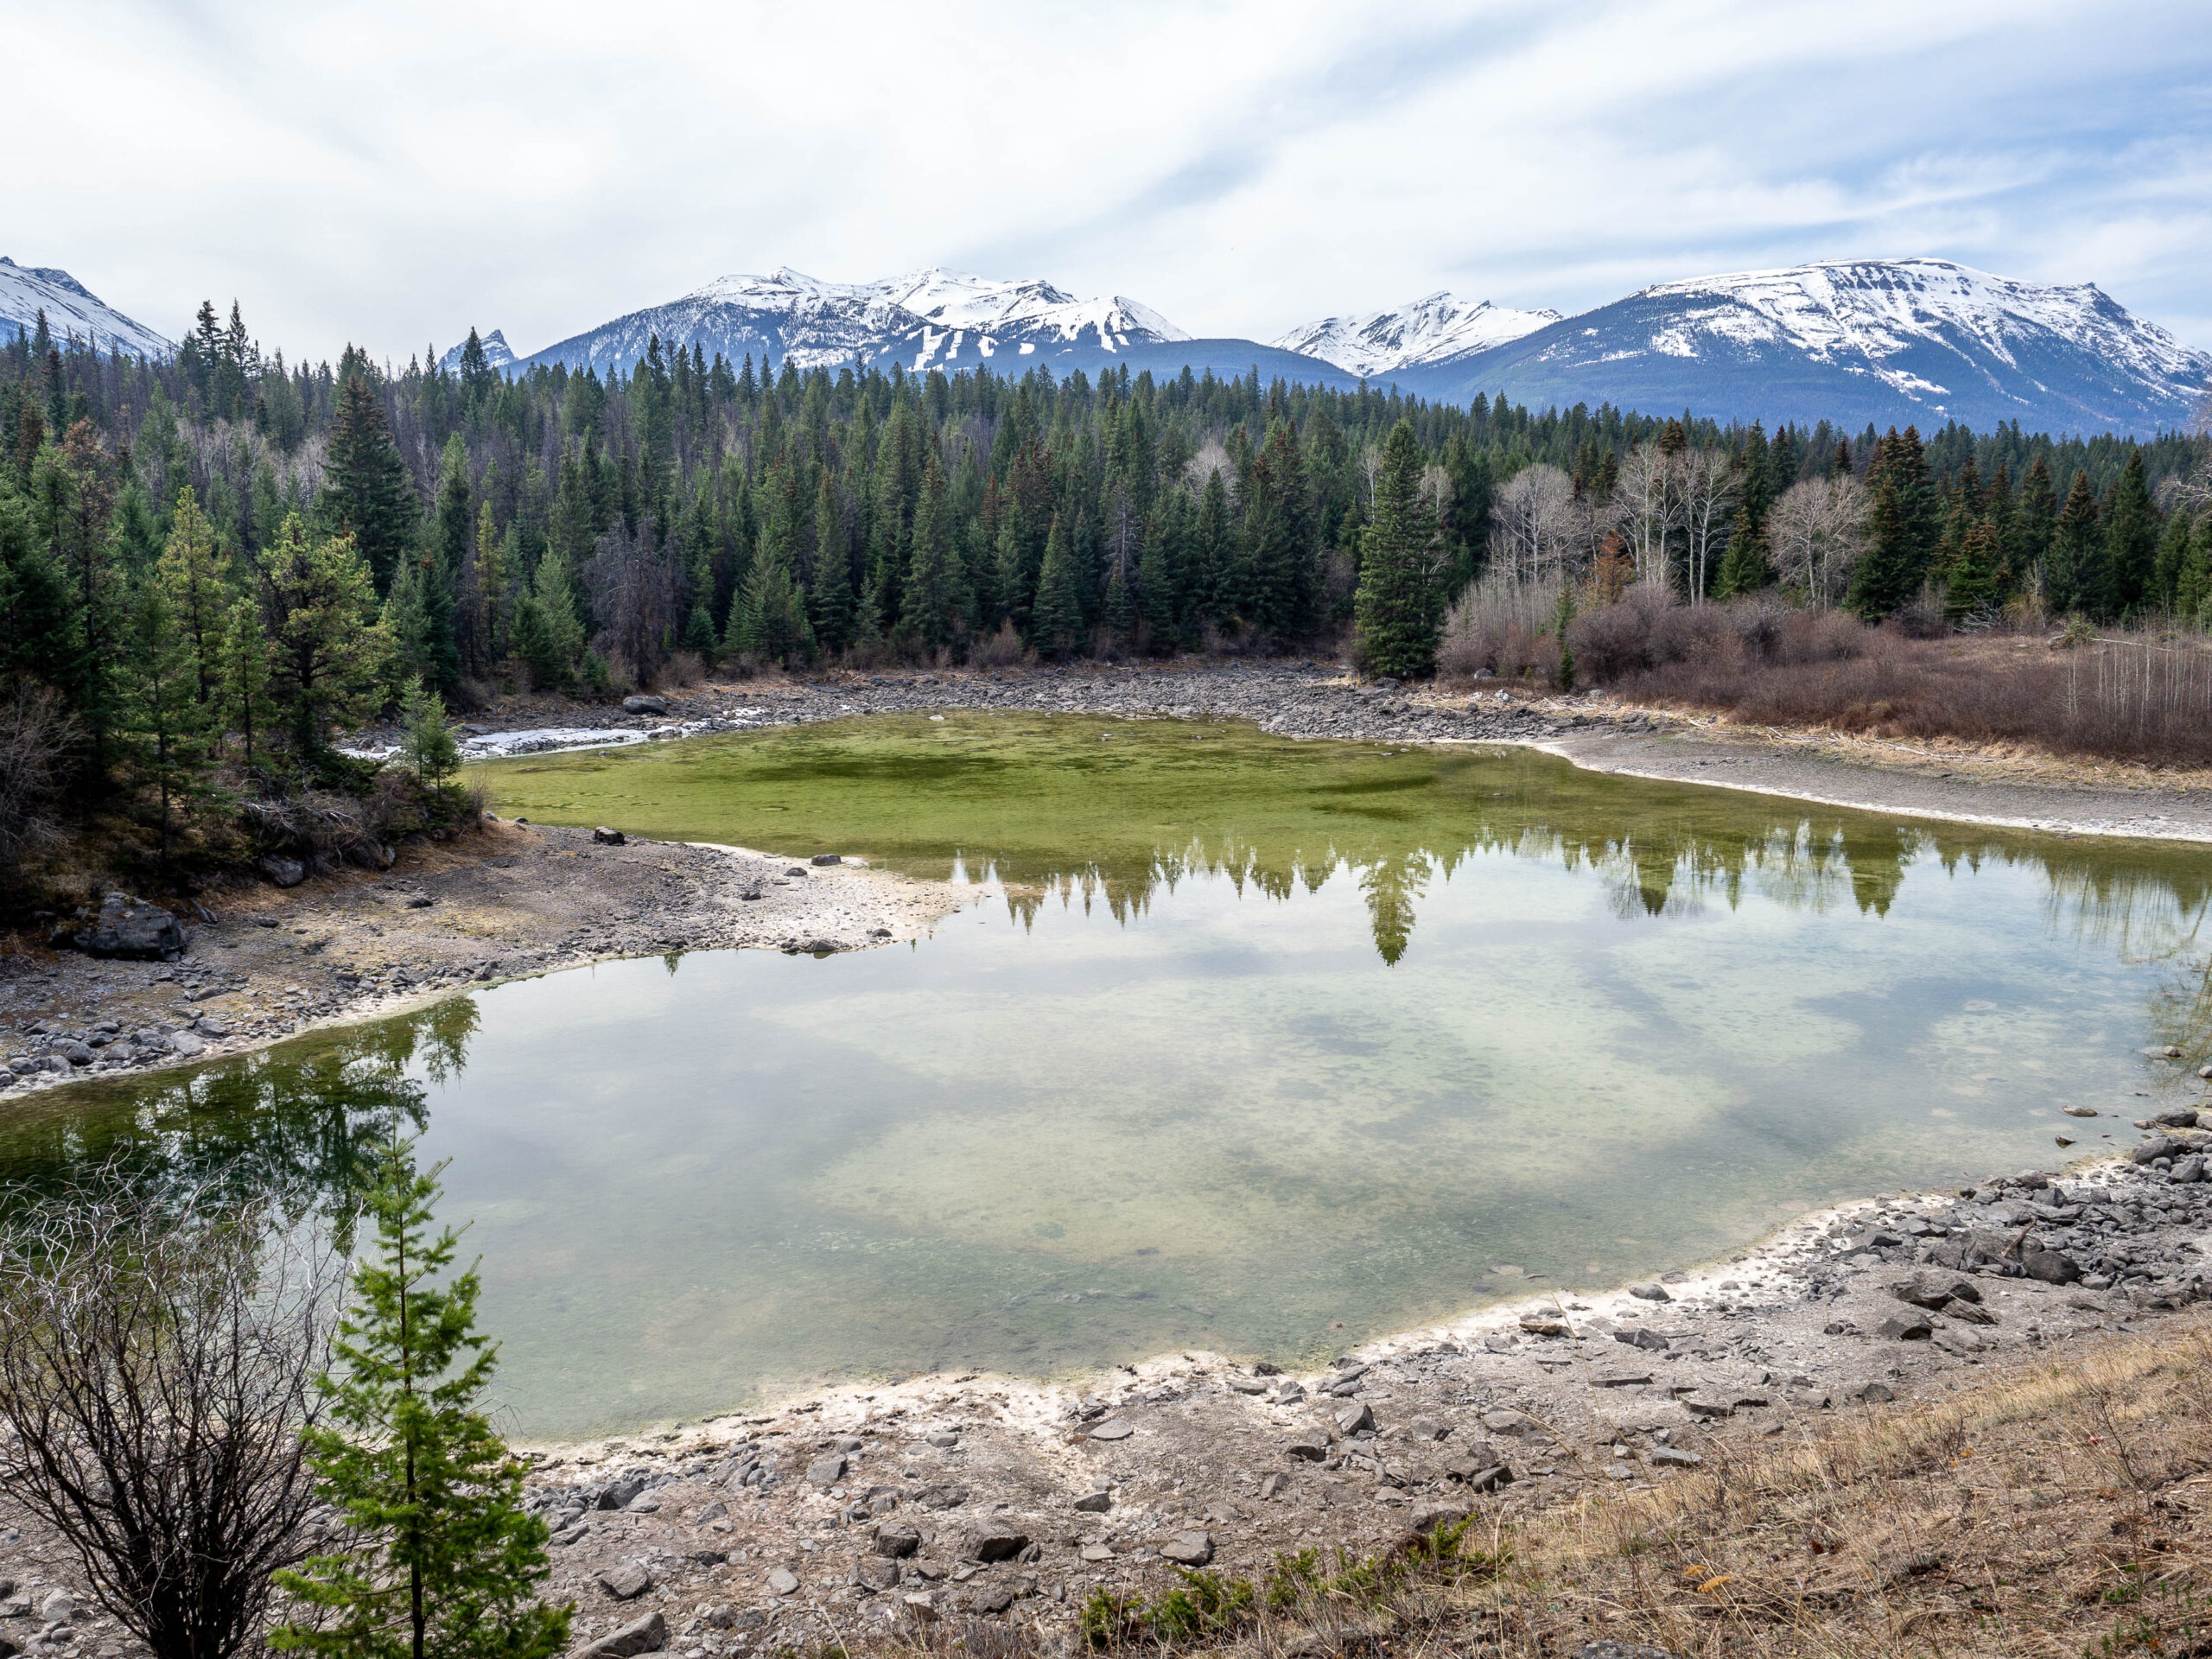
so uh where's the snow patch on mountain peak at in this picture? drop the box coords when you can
[1273,291,1560,378]
[0,256,174,359]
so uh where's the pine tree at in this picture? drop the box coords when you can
[2153,509,2193,611]
[1351,421,1444,678]
[398,678,461,787]
[272,1141,569,1659]
[323,373,418,594]
[1846,428,1937,620]
[156,487,230,708]
[2176,515,2212,625]
[122,575,218,864]
[220,591,274,773]
[260,514,390,764]
[1030,513,1085,658]
[1943,521,2002,624]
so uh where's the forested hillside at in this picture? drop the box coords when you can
[3,299,2209,887]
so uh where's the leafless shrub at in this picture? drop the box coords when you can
[658,650,704,689]
[0,1176,340,1659]
[0,683,76,875]
[969,621,1032,669]
[1437,569,1565,683]
[588,518,680,687]
[242,789,391,870]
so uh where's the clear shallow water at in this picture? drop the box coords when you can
[4,718,2209,1438]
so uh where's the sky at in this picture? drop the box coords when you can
[8,0,2212,364]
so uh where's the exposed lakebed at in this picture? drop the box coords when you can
[4,714,2207,1437]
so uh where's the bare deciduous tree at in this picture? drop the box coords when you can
[587,518,681,686]
[0,684,75,876]
[1610,444,1684,588]
[0,1181,340,1659]
[1489,463,1577,585]
[1768,474,1870,608]
[1677,448,1736,603]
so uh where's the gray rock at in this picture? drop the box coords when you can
[1285,1429,1332,1462]
[596,1563,653,1601]
[973,1586,1015,1615]
[38,1592,75,1624]
[596,1477,647,1510]
[62,893,188,961]
[260,856,306,888]
[1071,1490,1112,1512]
[1226,1376,1270,1395]
[967,1529,1030,1563]
[810,854,842,866]
[2173,1155,2207,1184]
[925,1429,958,1448]
[1159,1530,1214,1567]
[1258,1472,1287,1499]
[623,696,669,715]
[593,826,626,846]
[1463,1464,1515,1492]
[912,1484,969,1510]
[2023,1248,2083,1285]
[2133,1138,2181,1165]
[766,1567,799,1597]
[1875,1313,1933,1340]
[695,1499,728,1523]
[1575,1643,1682,1659]
[1085,1419,1134,1441]
[874,1522,922,1558]
[1333,1399,1376,1435]
[805,1453,847,1486]
[2155,1107,2202,1128]
[1614,1327,1669,1352]
[852,1558,900,1593]
[571,1610,667,1659]
[169,1032,206,1058]
[1626,1282,1672,1301]
[1648,1446,1703,1467]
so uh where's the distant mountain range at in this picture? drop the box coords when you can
[0,256,174,359]
[510,266,1357,390]
[9,249,2208,437]
[1379,259,2212,437]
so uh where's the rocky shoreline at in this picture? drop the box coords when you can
[505,1129,2212,1654]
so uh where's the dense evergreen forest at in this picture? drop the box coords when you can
[3,297,2209,879]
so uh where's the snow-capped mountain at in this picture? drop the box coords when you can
[1399,258,2212,435]
[0,256,173,359]
[518,266,1194,377]
[1272,292,1559,378]
[437,328,518,373]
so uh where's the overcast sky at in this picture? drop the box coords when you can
[10,0,2212,364]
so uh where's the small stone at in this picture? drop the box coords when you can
[810,854,842,866]
[1681,1394,1732,1419]
[1875,1313,1933,1341]
[766,1567,799,1597]
[1159,1530,1213,1567]
[874,1522,922,1559]
[1284,1429,1332,1462]
[1071,1490,1112,1512]
[1519,1314,1570,1337]
[259,856,306,889]
[2022,1248,2083,1285]
[853,1558,900,1593]
[597,1563,654,1601]
[925,1429,958,1448]
[1648,1447,1703,1468]
[1409,1503,1469,1535]
[805,1452,847,1486]
[1332,1399,1375,1435]
[1626,1282,1672,1301]
[1464,1464,1515,1492]
[968,1530,1030,1564]
[2063,1105,2100,1117]
[593,826,626,846]
[973,1586,1015,1615]
[1085,1419,1134,1442]
[1592,1370,1652,1389]
[37,1593,74,1624]
[1847,1382,1896,1404]
[1574,1643,1682,1659]
[1614,1327,1669,1352]
[1079,1544,1114,1564]
[1226,1377,1270,1395]
[1258,1472,1287,1499]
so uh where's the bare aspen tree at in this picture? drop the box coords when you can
[1768,473,1871,607]
[1610,445,1684,588]
[1489,463,1577,586]
[1678,448,1737,602]
[0,1181,340,1659]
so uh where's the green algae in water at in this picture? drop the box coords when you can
[6,716,2209,1439]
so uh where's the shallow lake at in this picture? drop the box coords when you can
[5,715,2208,1438]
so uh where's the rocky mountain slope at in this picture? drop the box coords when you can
[0,256,173,359]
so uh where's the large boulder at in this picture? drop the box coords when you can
[623,695,669,716]
[59,893,188,961]
[571,1611,666,1659]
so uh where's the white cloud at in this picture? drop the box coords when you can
[6,0,2209,359]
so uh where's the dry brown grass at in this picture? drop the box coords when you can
[886,1317,2212,1659]
[1540,589,2212,771]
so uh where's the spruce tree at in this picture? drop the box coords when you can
[1351,420,1443,678]
[2049,468,2100,617]
[323,373,418,594]
[156,488,230,708]
[2101,450,2158,617]
[122,575,217,864]
[260,514,390,764]
[2152,507,2192,610]
[1030,514,1085,658]
[2177,516,2212,624]
[398,678,461,787]
[272,1141,569,1659]
[220,592,274,773]
[899,456,969,652]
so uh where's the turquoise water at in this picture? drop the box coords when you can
[4,728,2207,1438]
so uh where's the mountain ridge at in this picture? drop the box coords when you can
[0,256,174,359]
